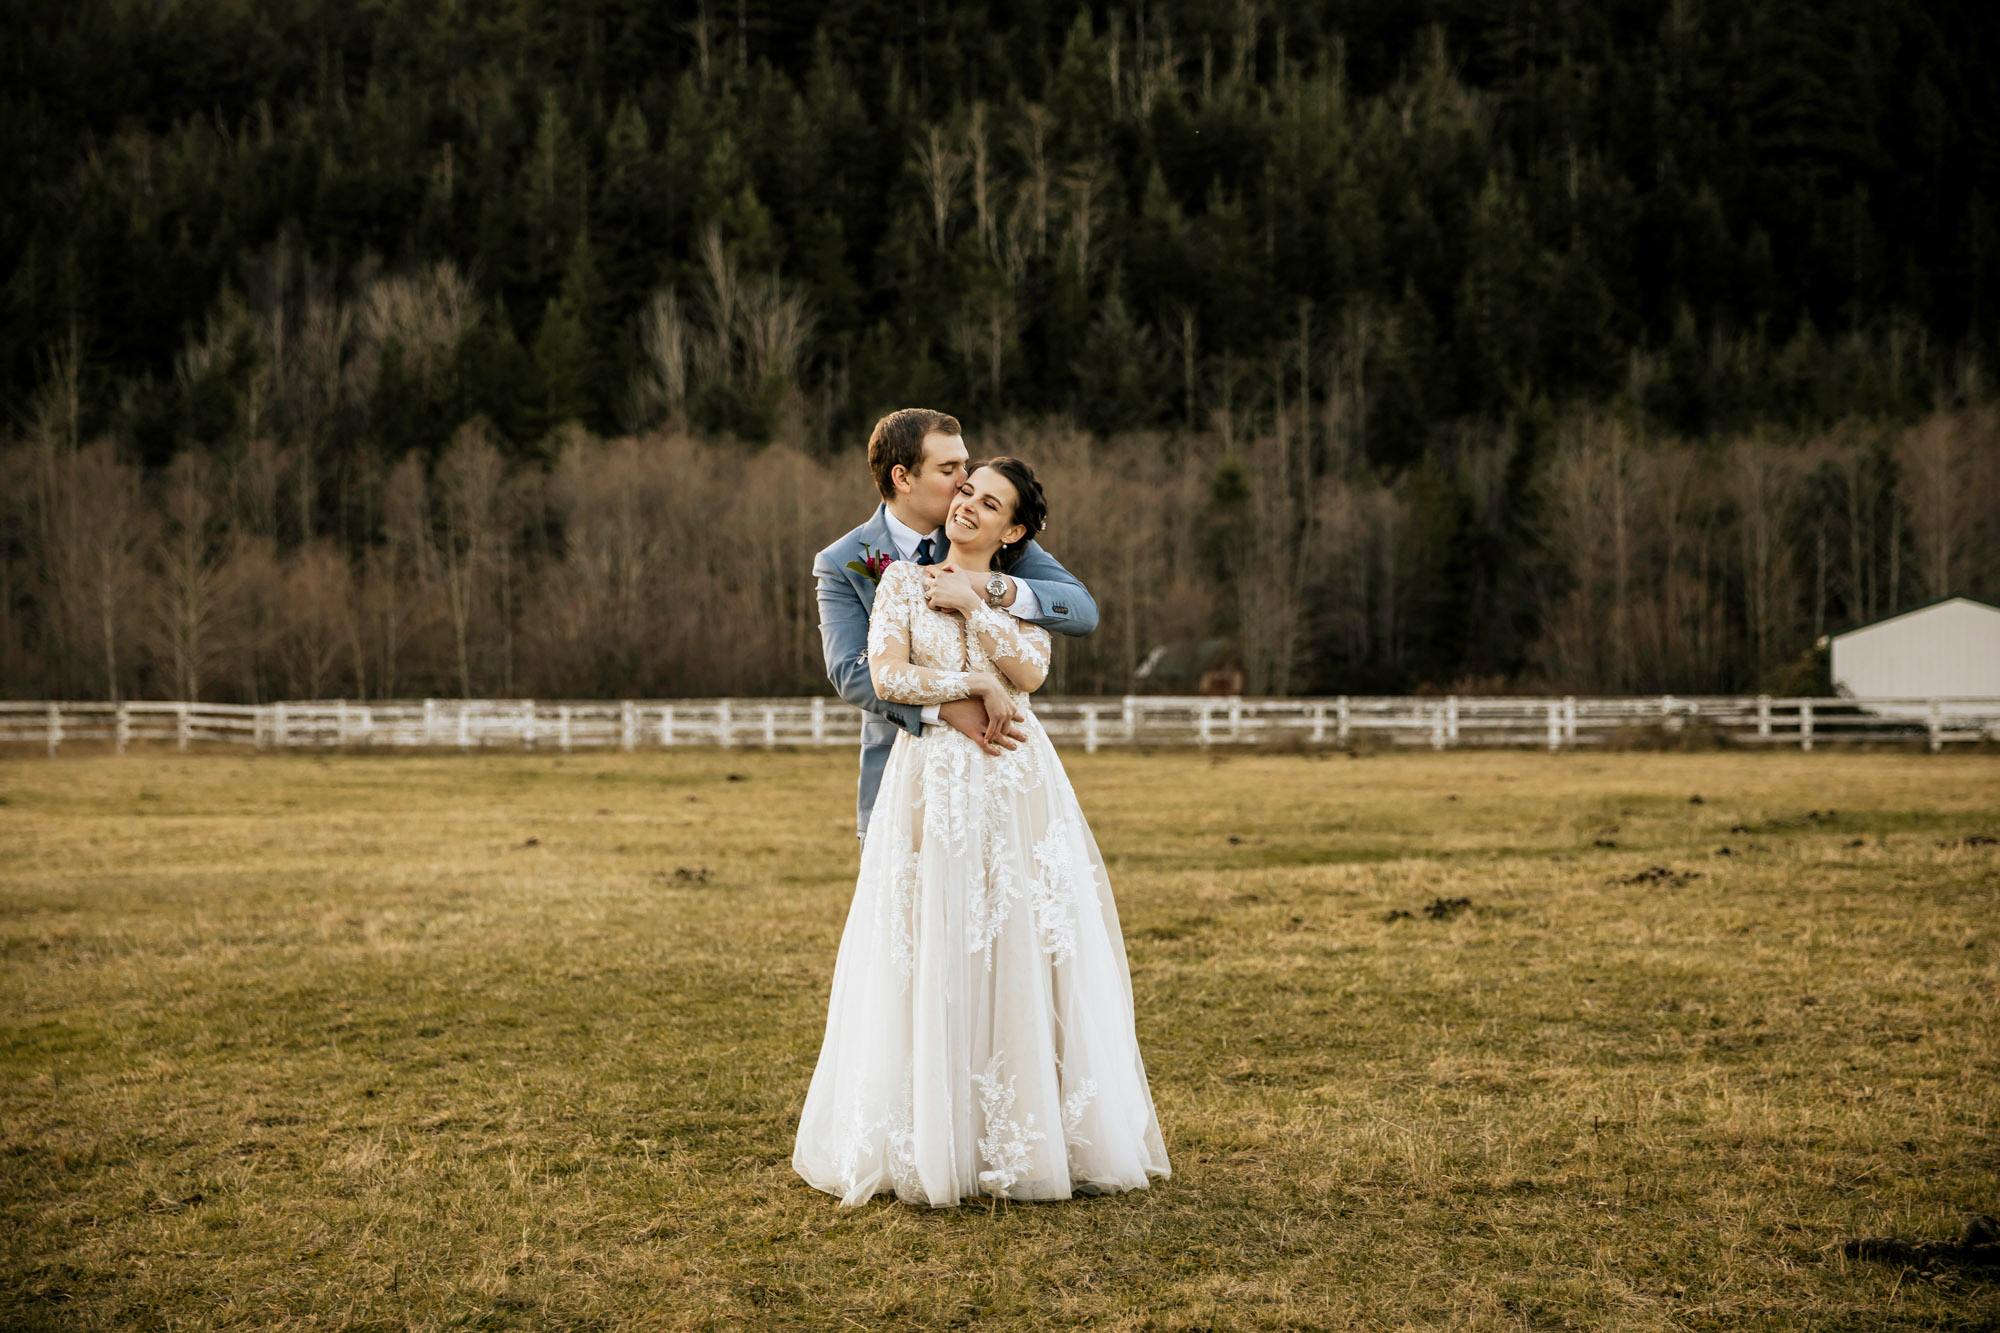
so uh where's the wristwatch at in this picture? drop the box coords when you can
[985,572,1009,607]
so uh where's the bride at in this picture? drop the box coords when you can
[793,456,1170,1207]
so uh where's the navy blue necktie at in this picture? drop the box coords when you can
[914,537,938,566]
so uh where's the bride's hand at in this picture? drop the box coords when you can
[967,672,1018,746]
[922,564,983,616]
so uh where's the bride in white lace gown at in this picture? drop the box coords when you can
[793,457,1170,1207]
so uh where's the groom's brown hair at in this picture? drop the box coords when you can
[868,408,962,499]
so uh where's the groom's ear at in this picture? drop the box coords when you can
[889,463,913,495]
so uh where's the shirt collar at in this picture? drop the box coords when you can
[881,506,943,563]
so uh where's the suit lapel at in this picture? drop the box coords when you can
[852,503,896,613]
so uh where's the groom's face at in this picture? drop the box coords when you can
[901,432,969,529]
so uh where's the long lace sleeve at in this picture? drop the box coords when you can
[967,602,1051,692]
[868,563,975,705]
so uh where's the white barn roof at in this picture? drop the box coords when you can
[1829,596,2000,708]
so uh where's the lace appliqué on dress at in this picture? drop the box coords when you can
[919,732,978,857]
[1030,811,1100,966]
[875,662,972,704]
[967,833,1024,969]
[1061,1079,1099,1168]
[834,1067,920,1201]
[971,1052,1047,1194]
[967,602,1051,681]
[877,846,920,992]
[869,563,975,705]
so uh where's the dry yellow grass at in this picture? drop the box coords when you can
[2,746,1997,1331]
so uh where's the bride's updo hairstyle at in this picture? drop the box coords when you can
[968,456,1047,574]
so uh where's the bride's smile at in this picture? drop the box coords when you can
[947,469,1026,558]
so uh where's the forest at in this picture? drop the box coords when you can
[3,0,1998,701]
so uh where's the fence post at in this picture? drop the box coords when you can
[177,702,191,753]
[1447,695,1460,747]
[1228,697,1242,743]
[1757,694,1771,739]
[1800,700,1814,752]
[621,700,637,752]
[718,699,734,748]
[552,705,568,752]
[360,706,373,747]
[274,701,288,750]
[763,706,776,748]
[1084,705,1099,754]
[47,701,60,757]
[522,699,536,750]
[335,699,348,747]
[1311,702,1326,744]
[811,696,825,745]
[660,704,676,747]
[1929,699,1943,753]
[1430,703,1446,750]
[1123,696,1136,741]
[1547,701,1561,752]
[113,700,129,755]
[1563,696,1577,748]
[457,705,471,752]
[1198,702,1213,747]
[1337,696,1350,746]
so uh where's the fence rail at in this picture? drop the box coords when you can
[4,695,1998,755]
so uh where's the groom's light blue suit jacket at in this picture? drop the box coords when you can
[814,502,1098,837]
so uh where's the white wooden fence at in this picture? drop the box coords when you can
[3,695,1997,755]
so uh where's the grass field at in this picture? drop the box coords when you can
[2,745,1996,1331]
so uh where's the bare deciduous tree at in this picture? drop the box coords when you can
[372,453,434,698]
[631,287,691,429]
[153,452,223,701]
[215,533,283,703]
[435,420,504,698]
[357,259,476,392]
[45,441,152,700]
[1011,105,1056,257]
[1731,433,1801,681]
[968,102,996,259]
[1898,409,1981,601]
[278,540,356,698]
[913,124,967,250]
[1059,161,1108,277]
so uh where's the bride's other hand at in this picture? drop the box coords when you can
[937,698,1024,753]
[922,563,983,615]
[966,673,1020,746]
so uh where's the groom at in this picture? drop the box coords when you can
[814,408,1098,839]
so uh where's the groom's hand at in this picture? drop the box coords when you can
[922,564,985,615]
[938,698,1025,754]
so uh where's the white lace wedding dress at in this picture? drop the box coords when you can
[793,560,1170,1206]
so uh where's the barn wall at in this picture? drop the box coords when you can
[1831,599,2000,703]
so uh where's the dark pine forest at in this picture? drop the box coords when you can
[4,0,1998,703]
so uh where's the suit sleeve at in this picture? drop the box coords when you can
[1005,541,1098,638]
[815,547,924,737]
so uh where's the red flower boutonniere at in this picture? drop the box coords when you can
[845,545,895,584]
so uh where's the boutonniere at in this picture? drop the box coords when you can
[845,545,895,584]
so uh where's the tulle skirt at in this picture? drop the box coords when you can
[792,711,1170,1206]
